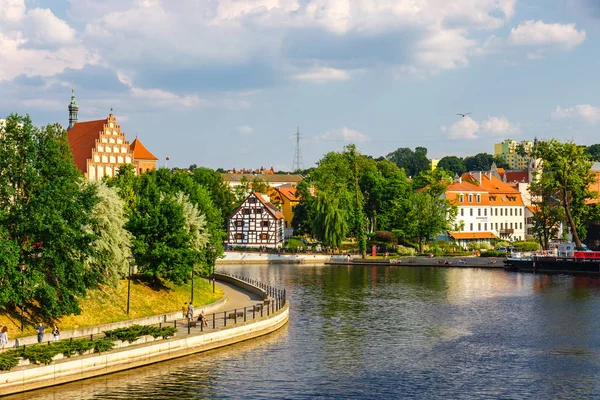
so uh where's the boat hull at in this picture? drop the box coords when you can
[504,257,600,275]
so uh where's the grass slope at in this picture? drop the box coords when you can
[0,276,223,338]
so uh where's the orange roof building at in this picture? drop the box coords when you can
[269,185,301,229]
[66,88,157,180]
[444,171,527,247]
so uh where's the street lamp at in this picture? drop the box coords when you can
[20,264,26,331]
[126,256,134,315]
[209,245,216,293]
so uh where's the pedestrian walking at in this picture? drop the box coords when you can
[52,325,60,342]
[36,322,45,344]
[187,303,194,319]
[0,326,8,351]
[182,302,189,318]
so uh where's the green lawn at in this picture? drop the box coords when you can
[1,276,223,338]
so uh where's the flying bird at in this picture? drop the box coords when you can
[456,112,471,118]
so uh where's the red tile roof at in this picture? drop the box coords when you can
[130,137,158,161]
[254,192,283,219]
[67,119,107,173]
[276,186,300,202]
[504,171,529,183]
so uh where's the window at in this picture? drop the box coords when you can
[459,194,464,202]
[495,209,498,216]
[260,233,269,240]
[484,223,487,230]
[243,208,251,215]
[484,209,487,216]
[470,223,473,231]
[470,209,473,216]
[510,223,513,229]
[478,223,481,231]
[262,221,270,227]
[501,223,503,229]
[478,209,481,216]
[520,208,522,216]
[495,223,498,230]
[248,198,256,204]
[254,207,263,214]
[476,194,481,203]
[510,208,513,216]
[468,194,472,202]
[235,221,243,227]
[235,233,244,240]
[500,208,503,216]
[461,209,464,216]
[520,222,523,229]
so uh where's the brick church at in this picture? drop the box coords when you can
[66,88,158,180]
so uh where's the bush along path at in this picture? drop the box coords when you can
[0,325,177,371]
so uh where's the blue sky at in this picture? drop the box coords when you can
[1,0,599,171]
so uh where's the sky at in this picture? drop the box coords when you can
[1,0,599,171]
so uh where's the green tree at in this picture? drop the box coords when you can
[313,190,350,248]
[437,156,466,176]
[532,139,598,249]
[585,144,600,162]
[464,153,495,171]
[191,167,235,227]
[84,181,132,286]
[386,147,430,177]
[291,181,315,236]
[0,115,98,318]
[405,190,457,253]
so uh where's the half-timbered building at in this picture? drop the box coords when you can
[228,192,284,248]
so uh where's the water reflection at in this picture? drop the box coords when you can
[8,265,600,399]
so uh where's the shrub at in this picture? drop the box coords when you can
[0,351,19,371]
[284,238,306,250]
[93,337,115,353]
[494,241,510,250]
[513,241,540,251]
[467,242,492,251]
[373,231,394,243]
[485,251,508,257]
[396,245,416,256]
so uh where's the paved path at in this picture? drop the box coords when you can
[175,280,266,334]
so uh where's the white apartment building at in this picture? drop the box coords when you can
[444,172,526,248]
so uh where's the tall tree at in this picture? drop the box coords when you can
[464,153,495,171]
[0,115,98,318]
[191,167,235,226]
[84,181,133,286]
[437,156,466,176]
[532,139,598,249]
[386,147,430,177]
[585,144,600,162]
[405,190,457,253]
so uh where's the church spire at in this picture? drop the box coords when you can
[68,83,79,130]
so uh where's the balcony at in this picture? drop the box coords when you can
[499,229,514,235]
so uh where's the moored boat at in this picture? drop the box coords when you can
[504,245,600,275]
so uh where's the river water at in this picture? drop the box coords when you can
[10,264,600,399]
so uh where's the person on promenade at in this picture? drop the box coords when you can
[187,303,194,319]
[196,310,208,327]
[52,325,60,342]
[36,322,45,344]
[182,302,188,318]
[0,326,8,351]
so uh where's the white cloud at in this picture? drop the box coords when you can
[236,125,254,135]
[508,20,586,49]
[294,67,350,82]
[552,105,600,123]
[319,127,369,142]
[442,115,519,140]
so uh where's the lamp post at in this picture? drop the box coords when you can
[209,245,216,293]
[126,256,134,315]
[20,264,26,331]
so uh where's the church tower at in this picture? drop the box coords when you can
[68,85,78,130]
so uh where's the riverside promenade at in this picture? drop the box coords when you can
[0,274,289,396]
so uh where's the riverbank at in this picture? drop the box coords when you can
[218,251,505,268]
[0,275,289,397]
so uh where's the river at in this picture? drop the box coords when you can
[9,264,600,399]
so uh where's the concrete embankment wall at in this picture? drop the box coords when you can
[0,278,289,396]
[12,296,228,347]
[217,251,347,265]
